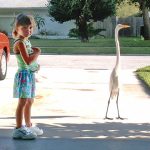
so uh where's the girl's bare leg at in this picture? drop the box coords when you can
[16,98,27,128]
[24,98,34,127]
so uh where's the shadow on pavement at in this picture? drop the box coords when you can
[37,122,150,139]
[0,117,150,150]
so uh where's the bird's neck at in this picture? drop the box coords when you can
[115,30,120,68]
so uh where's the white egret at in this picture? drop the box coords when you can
[105,24,130,120]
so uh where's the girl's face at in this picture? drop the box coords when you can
[16,24,33,38]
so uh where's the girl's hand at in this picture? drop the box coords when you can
[32,47,41,55]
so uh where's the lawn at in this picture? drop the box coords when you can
[136,66,150,88]
[10,37,150,54]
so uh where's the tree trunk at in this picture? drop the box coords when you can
[77,16,89,42]
[141,1,150,40]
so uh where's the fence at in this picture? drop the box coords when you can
[94,16,143,38]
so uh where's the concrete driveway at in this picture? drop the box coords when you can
[0,55,150,150]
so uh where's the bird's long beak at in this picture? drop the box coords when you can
[122,25,130,28]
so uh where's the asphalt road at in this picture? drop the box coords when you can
[0,55,150,150]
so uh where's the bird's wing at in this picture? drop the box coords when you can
[109,68,119,97]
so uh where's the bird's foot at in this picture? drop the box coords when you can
[116,116,125,120]
[104,117,113,120]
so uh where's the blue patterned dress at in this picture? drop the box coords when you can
[13,39,37,99]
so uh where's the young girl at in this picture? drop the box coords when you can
[12,14,43,139]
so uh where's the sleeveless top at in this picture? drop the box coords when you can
[14,39,39,72]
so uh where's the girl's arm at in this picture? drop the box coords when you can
[16,41,40,65]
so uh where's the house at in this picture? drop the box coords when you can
[0,6,75,38]
[1,0,147,38]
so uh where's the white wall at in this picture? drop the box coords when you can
[0,8,75,36]
[43,17,75,36]
[0,17,14,34]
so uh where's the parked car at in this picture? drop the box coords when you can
[0,32,10,80]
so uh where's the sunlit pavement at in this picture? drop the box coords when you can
[0,55,150,150]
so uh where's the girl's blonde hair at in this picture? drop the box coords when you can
[12,14,36,39]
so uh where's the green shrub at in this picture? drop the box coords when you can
[68,22,106,39]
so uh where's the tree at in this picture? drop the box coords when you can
[117,0,150,40]
[47,0,115,42]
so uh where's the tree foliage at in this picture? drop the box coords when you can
[116,0,150,9]
[116,0,139,17]
[48,0,116,21]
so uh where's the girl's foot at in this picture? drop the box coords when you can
[12,127,37,140]
[28,126,43,136]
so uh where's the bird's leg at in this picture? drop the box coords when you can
[104,91,113,120]
[116,90,124,120]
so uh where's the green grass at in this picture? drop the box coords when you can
[136,66,150,88]
[10,37,150,54]
[39,47,150,55]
